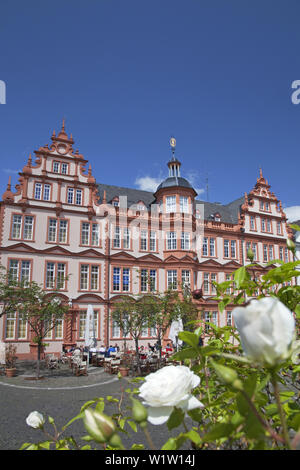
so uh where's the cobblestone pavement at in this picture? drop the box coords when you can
[0,361,190,450]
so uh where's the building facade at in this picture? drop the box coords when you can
[0,123,294,359]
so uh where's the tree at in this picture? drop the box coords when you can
[0,267,69,378]
[112,295,153,375]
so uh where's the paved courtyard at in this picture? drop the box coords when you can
[0,361,189,450]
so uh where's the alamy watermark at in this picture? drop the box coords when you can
[0,80,6,104]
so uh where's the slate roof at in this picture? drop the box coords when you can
[156,176,194,191]
[96,183,245,224]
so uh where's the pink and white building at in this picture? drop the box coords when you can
[0,122,293,359]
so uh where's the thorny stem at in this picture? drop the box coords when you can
[271,372,292,450]
[240,390,285,446]
[143,426,156,450]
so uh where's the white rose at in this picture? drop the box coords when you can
[26,411,45,429]
[139,365,204,425]
[232,297,295,367]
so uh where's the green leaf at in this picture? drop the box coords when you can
[62,411,85,431]
[202,423,234,442]
[244,410,265,439]
[234,266,250,289]
[131,444,145,450]
[167,407,185,431]
[178,331,199,349]
[184,429,201,445]
[172,348,198,361]
[161,438,177,450]
[127,420,138,433]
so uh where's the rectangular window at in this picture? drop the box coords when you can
[279,246,284,261]
[113,267,120,291]
[167,270,177,290]
[230,240,236,258]
[23,216,34,240]
[34,183,42,200]
[46,262,55,289]
[204,311,210,333]
[210,238,215,257]
[141,269,148,292]
[252,243,257,261]
[211,273,217,294]
[55,319,63,339]
[149,269,156,292]
[112,320,121,338]
[212,311,218,326]
[166,195,176,213]
[91,266,99,290]
[20,260,31,284]
[140,230,148,251]
[267,219,272,233]
[285,248,289,262]
[43,184,51,201]
[149,231,156,251]
[122,268,130,292]
[180,196,189,213]
[61,163,68,175]
[113,226,120,248]
[277,221,282,235]
[75,189,82,205]
[12,215,22,239]
[57,263,66,289]
[181,232,190,250]
[48,219,57,242]
[91,224,99,246]
[203,273,209,294]
[269,245,274,261]
[9,260,19,282]
[182,270,190,288]
[226,311,232,326]
[250,216,255,230]
[261,218,266,232]
[58,220,68,244]
[80,265,89,290]
[263,245,268,262]
[6,312,16,339]
[202,237,208,256]
[53,161,60,173]
[167,232,177,250]
[81,223,90,245]
[123,227,130,249]
[67,188,74,204]
[18,315,27,339]
[224,239,229,258]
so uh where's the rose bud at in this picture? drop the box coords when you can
[131,398,148,424]
[83,409,116,443]
[192,289,203,300]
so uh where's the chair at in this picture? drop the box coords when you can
[104,358,112,373]
[110,359,121,374]
[96,353,105,367]
[75,360,88,376]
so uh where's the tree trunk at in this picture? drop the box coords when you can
[134,337,141,376]
[36,343,41,379]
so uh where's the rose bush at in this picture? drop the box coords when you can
[138,365,204,425]
[232,297,295,367]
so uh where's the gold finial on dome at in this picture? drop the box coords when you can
[170,137,176,149]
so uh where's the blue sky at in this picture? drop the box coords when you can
[0,0,299,216]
